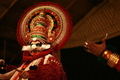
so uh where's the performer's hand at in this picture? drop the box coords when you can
[15,69,29,79]
[84,34,107,56]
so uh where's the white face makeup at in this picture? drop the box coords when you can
[22,39,51,56]
[29,41,42,56]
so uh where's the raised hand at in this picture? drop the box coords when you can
[84,34,108,56]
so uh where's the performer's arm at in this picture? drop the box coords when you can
[84,34,120,72]
[0,69,16,79]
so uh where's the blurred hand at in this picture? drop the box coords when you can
[15,69,29,79]
[84,35,107,56]
[0,59,5,65]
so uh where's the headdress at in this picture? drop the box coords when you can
[17,2,72,51]
[25,8,47,44]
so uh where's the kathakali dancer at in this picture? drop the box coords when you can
[0,2,72,80]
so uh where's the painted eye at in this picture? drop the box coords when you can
[30,43,33,46]
[36,43,42,46]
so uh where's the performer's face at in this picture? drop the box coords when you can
[29,41,42,56]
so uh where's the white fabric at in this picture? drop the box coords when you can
[22,44,51,51]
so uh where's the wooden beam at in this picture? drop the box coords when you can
[0,0,17,20]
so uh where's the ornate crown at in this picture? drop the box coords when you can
[25,9,48,44]
[17,2,72,50]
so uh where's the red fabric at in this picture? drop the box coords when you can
[27,57,67,80]
[21,46,67,80]
[23,48,52,62]
[115,59,120,72]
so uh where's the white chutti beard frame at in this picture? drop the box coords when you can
[22,44,51,51]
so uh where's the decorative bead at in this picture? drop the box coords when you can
[48,36,55,43]
[101,50,112,60]
[48,59,61,66]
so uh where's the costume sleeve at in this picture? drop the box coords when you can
[0,65,18,80]
[28,58,67,80]
[101,50,120,72]
[115,59,120,72]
